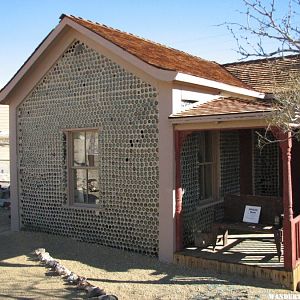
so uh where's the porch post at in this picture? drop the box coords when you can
[277,130,295,270]
[175,130,187,252]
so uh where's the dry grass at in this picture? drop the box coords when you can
[0,209,295,299]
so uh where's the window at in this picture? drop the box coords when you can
[66,129,100,206]
[197,132,218,204]
[181,100,198,108]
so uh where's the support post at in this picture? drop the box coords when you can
[273,129,295,270]
[175,130,188,252]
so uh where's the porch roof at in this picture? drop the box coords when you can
[169,96,273,119]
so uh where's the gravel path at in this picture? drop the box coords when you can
[0,208,297,299]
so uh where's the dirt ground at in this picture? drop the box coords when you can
[0,208,298,300]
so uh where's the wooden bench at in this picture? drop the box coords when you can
[212,194,283,260]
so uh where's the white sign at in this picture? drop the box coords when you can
[243,205,261,224]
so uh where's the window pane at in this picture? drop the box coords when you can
[70,129,100,206]
[86,131,99,167]
[198,132,214,203]
[87,169,100,204]
[74,169,88,203]
[198,133,205,163]
[205,132,212,162]
[204,165,213,199]
[73,132,85,166]
[199,166,205,200]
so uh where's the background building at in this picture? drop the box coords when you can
[0,104,9,185]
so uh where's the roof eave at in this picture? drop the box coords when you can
[0,16,180,105]
[169,110,272,124]
[0,15,264,105]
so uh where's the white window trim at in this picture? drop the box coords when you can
[196,131,220,209]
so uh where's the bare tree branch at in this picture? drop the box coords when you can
[226,1,300,147]
[226,0,300,58]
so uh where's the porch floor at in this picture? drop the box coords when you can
[179,233,284,269]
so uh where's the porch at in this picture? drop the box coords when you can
[174,237,294,290]
[174,233,295,288]
[180,233,283,268]
[170,98,300,290]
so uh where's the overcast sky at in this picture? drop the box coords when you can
[0,0,288,89]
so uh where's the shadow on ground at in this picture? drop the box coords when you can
[0,208,288,299]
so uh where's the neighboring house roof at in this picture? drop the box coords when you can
[224,55,300,93]
[169,97,273,119]
[60,14,249,89]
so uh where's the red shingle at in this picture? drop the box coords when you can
[62,14,250,89]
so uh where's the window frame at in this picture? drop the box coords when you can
[196,131,220,208]
[64,128,101,208]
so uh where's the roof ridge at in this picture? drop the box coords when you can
[223,53,300,67]
[61,14,214,64]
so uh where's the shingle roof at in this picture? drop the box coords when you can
[169,97,273,118]
[224,55,300,93]
[62,14,250,89]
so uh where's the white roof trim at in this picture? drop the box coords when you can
[175,73,265,99]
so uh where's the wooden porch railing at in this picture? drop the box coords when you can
[292,214,300,267]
